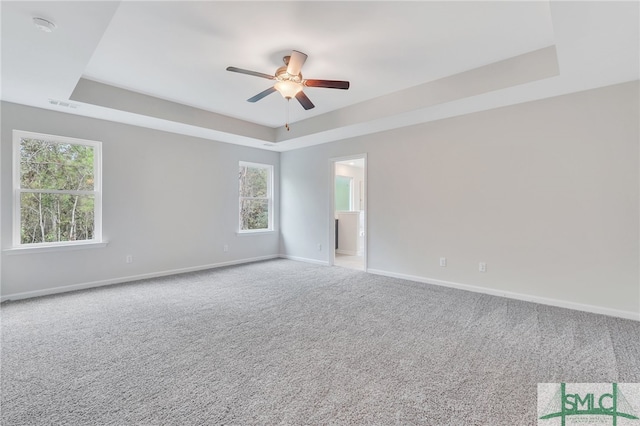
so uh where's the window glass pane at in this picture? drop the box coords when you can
[20,193,95,244]
[20,138,95,191]
[239,166,268,198]
[335,175,352,211]
[240,199,269,230]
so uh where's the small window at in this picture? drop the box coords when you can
[239,161,273,232]
[335,175,353,211]
[13,130,102,247]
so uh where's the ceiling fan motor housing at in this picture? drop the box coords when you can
[275,66,302,83]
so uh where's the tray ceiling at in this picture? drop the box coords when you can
[1,1,638,151]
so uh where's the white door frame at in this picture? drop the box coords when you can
[329,154,367,271]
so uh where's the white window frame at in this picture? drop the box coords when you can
[238,161,273,234]
[12,130,103,249]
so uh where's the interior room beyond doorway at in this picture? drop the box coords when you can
[333,157,365,271]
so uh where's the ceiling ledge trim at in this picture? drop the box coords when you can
[68,46,558,151]
[275,45,559,144]
[70,78,276,142]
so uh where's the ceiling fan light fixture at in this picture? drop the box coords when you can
[274,80,302,99]
[227,49,349,113]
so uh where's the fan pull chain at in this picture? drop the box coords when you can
[285,98,291,131]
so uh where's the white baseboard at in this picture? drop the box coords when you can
[367,268,640,322]
[4,257,636,322]
[0,255,279,302]
[278,254,329,266]
[335,249,358,256]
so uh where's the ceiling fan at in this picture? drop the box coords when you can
[226,50,350,111]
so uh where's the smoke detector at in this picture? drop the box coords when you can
[33,17,56,33]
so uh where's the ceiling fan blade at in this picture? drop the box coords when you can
[286,50,308,76]
[304,79,350,90]
[247,86,277,103]
[226,66,275,80]
[295,91,315,110]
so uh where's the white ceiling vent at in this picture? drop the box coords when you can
[49,99,78,109]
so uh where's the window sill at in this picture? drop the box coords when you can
[3,241,109,255]
[236,230,276,236]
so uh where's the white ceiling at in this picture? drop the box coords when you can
[1,1,638,152]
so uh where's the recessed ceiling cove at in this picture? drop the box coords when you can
[80,1,555,128]
[2,1,638,151]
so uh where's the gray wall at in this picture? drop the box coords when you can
[280,81,640,317]
[2,81,638,318]
[1,102,280,297]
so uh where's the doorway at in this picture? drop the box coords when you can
[330,155,366,271]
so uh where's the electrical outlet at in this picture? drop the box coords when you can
[439,257,447,267]
[223,244,229,252]
[317,243,322,251]
[126,255,133,264]
[479,262,487,272]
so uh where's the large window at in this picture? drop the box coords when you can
[13,130,102,247]
[239,161,273,232]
